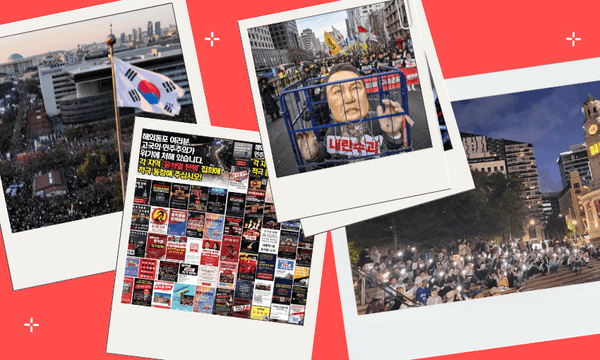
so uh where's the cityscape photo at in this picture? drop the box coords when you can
[347,80,600,314]
[0,4,197,234]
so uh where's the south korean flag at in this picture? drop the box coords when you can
[113,56,186,116]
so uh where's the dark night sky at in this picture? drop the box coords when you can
[451,80,600,193]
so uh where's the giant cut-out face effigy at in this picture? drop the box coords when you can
[326,70,369,124]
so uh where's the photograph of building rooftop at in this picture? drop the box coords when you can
[0,4,198,234]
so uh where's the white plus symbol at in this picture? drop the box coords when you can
[566,32,581,47]
[24,317,39,333]
[205,32,220,47]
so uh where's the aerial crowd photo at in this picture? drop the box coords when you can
[0,4,197,234]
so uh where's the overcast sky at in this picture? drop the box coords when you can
[452,80,600,193]
[0,4,176,61]
[296,10,348,43]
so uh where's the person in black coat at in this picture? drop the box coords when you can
[259,77,280,121]
[358,246,373,268]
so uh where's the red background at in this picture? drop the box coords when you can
[2,0,600,358]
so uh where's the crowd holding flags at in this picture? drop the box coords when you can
[324,22,376,57]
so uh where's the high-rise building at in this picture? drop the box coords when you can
[248,26,289,69]
[358,2,385,15]
[301,29,317,52]
[120,33,126,44]
[268,21,301,51]
[147,21,153,38]
[461,132,543,240]
[460,132,507,175]
[128,34,133,42]
[313,38,321,54]
[542,191,561,220]
[132,28,138,42]
[557,143,591,189]
[155,21,161,36]
[504,139,543,224]
[384,0,409,44]
[138,27,143,40]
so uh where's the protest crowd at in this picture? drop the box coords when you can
[1,133,131,233]
[260,42,418,110]
[356,238,600,314]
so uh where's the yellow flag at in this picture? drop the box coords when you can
[362,43,368,50]
[324,31,340,56]
[342,50,347,56]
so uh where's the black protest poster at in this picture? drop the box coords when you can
[149,180,172,207]
[133,178,151,204]
[170,183,190,210]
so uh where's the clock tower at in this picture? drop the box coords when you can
[583,94,600,189]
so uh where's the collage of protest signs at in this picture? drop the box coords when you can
[2,0,600,359]
[121,128,312,323]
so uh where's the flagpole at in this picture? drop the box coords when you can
[106,28,127,205]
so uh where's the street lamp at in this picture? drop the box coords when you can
[572,220,578,243]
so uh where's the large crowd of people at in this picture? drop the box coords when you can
[1,126,130,233]
[259,42,421,172]
[258,37,417,111]
[355,238,599,314]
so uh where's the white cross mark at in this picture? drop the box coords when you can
[24,317,39,333]
[566,32,581,47]
[205,32,220,47]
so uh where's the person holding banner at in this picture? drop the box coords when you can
[295,64,414,167]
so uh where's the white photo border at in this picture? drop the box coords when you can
[334,2,600,358]
[300,0,474,236]
[238,0,450,222]
[0,0,211,290]
[106,117,326,360]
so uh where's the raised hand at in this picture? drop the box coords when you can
[376,99,414,138]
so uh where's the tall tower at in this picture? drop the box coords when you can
[155,21,161,36]
[582,94,600,189]
[147,21,153,38]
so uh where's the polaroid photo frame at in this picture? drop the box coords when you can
[239,0,450,222]
[331,51,600,360]
[107,118,325,360]
[300,0,473,236]
[0,0,210,290]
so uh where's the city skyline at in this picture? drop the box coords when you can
[296,10,348,43]
[0,4,176,61]
[452,80,600,193]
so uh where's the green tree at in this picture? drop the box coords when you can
[347,241,360,264]
[486,172,527,241]
[346,170,528,252]
[77,150,111,182]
